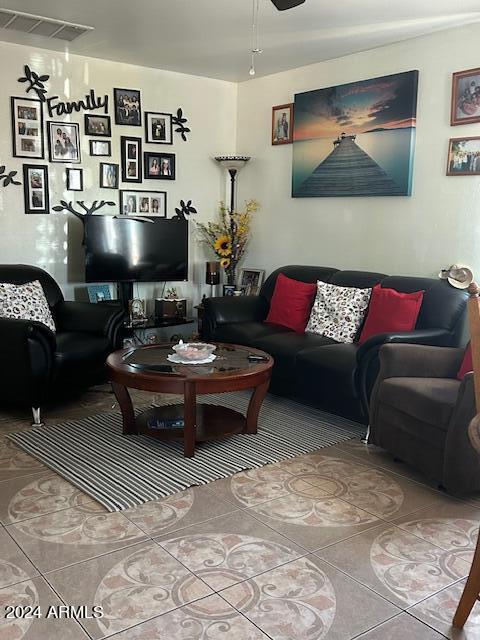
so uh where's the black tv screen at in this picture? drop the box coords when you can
[85,216,188,283]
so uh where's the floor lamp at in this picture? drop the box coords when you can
[214,155,251,213]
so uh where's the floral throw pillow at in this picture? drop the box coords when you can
[0,280,56,332]
[306,281,372,343]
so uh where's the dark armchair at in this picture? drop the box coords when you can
[369,343,479,495]
[0,264,124,425]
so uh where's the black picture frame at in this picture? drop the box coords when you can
[121,136,142,183]
[23,164,49,214]
[84,114,111,137]
[89,140,111,157]
[113,88,142,126]
[66,167,83,191]
[119,189,167,217]
[47,121,81,163]
[11,96,44,159]
[144,111,173,145]
[144,152,176,180]
[99,162,119,189]
[223,285,236,297]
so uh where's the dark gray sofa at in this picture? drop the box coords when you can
[203,265,468,423]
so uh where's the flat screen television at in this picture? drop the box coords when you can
[85,216,188,283]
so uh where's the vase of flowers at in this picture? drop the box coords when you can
[196,200,259,286]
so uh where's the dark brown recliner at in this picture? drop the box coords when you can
[369,343,480,496]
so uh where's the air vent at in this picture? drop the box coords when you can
[0,8,93,41]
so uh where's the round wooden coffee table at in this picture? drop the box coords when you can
[107,342,273,457]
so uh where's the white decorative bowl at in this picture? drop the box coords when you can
[172,342,217,362]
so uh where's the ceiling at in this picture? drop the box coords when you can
[0,0,479,81]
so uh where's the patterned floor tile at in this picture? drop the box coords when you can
[317,522,471,608]
[100,594,270,640]
[409,579,480,639]
[0,575,89,639]
[7,501,148,572]
[46,540,212,639]
[155,511,305,591]
[354,612,447,639]
[0,526,38,589]
[0,435,46,482]
[124,485,237,537]
[221,554,400,640]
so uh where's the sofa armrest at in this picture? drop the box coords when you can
[370,343,465,380]
[203,295,269,338]
[55,301,125,346]
[356,328,452,362]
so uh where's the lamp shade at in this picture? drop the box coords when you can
[206,261,221,285]
[214,155,251,171]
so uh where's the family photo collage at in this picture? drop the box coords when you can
[11,87,178,216]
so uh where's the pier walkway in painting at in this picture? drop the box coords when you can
[295,135,403,197]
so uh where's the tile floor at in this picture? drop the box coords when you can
[0,386,479,639]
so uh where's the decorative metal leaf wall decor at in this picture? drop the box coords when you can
[172,108,190,141]
[0,164,21,187]
[174,199,197,220]
[52,199,116,221]
[18,65,50,102]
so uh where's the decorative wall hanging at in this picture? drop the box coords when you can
[272,103,293,145]
[52,199,116,221]
[100,163,119,189]
[23,165,49,214]
[145,111,173,145]
[144,152,175,180]
[172,108,190,141]
[90,140,111,157]
[84,114,111,137]
[114,88,141,126]
[451,67,480,126]
[120,136,142,183]
[18,65,49,102]
[447,136,480,175]
[0,164,21,188]
[47,121,81,163]
[66,168,83,191]
[119,189,166,217]
[174,199,197,220]
[11,97,44,159]
[292,70,419,197]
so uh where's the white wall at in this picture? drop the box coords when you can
[236,23,480,280]
[0,40,237,305]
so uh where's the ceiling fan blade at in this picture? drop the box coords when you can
[271,0,305,10]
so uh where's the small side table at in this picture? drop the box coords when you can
[194,303,205,339]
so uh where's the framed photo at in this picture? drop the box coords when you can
[47,121,81,163]
[121,136,142,183]
[66,167,83,191]
[113,88,141,126]
[239,268,265,295]
[23,164,49,214]
[90,140,111,157]
[451,67,480,126]
[272,103,293,145]
[119,189,166,216]
[100,162,119,189]
[84,114,111,137]
[144,152,175,180]
[223,285,236,297]
[446,137,480,175]
[11,97,44,159]
[145,111,173,144]
[87,284,112,303]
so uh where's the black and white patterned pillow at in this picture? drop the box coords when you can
[0,280,56,332]
[306,281,372,343]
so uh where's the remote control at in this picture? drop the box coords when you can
[248,354,268,362]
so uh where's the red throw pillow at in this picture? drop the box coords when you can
[265,273,317,333]
[457,343,473,380]
[359,284,424,344]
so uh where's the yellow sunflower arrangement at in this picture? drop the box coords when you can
[196,200,259,285]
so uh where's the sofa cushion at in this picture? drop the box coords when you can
[359,284,424,344]
[0,279,56,332]
[265,273,317,333]
[378,377,460,429]
[213,321,290,346]
[306,281,372,343]
[55,332,111,371]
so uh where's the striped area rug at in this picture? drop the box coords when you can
[9,392,363,512]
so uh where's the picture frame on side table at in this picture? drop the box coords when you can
[119,189,167,216]
[239,268,265,295]
[114,88,142,126]
[66,167,83,191]
[145,111,173,144]
[99,162,119,189]
[90,140,111,157]
[272,103,293,145]
[84,114,111,136]
[11,96,44,159]
[446,136,480,175]
[47,121,81,163]
[121,136,142,183]
[87,284,112,303]
[23,164,49,214]
[451,67,480,126]
[144,152,175,180]
[223,285,236,297]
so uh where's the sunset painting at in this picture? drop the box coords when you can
[292,70,419,197]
